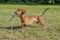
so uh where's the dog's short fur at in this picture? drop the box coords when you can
[11,8,49,28]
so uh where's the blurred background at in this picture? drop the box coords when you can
[0,0,60,5]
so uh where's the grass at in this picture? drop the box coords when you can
[0,4,60,40]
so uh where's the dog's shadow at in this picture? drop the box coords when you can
[0,25,38,30]
[7,26,22,30]
[0,26,21,30]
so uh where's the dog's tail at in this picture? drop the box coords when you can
[10,12,16,21]
[40,8,49,17]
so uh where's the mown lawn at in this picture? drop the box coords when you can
[0,4,60,40]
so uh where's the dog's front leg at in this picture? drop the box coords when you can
[21,23,24,28]
[21,22,26,28]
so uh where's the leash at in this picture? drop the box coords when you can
[9,20,14,40]
[9,14,18,40]
[9,13,17,40]
[9,15,15,40]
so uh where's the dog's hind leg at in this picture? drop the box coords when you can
[38,17,44,28]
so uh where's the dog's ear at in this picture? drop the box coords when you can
[17,9,20,11]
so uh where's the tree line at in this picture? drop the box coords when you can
[0,0,60,4]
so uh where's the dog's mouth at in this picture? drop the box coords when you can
[10,13,16,21]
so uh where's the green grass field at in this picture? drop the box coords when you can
[0,4,60,40]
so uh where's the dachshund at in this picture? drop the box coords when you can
[10,8,49,28]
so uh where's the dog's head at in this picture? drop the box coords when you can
[15,8,26,16]
[10,8,26,21]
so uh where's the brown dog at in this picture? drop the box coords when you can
[10,8,49,28]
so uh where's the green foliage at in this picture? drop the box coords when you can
[0,0,60,4]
